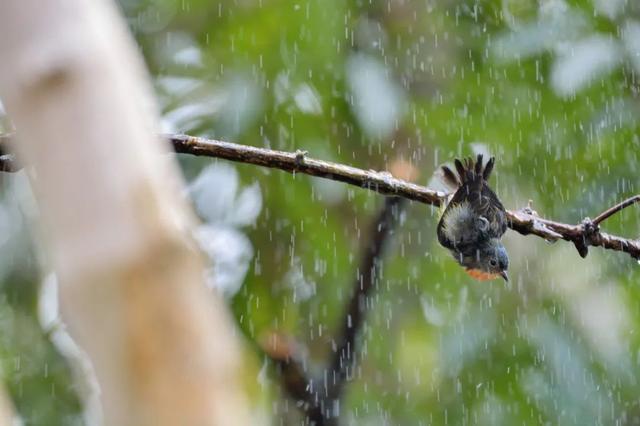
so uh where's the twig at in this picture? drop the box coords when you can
[592,195,640,226]
[327,197,404,403]
[507,207,640,259]
[1,133,639,259]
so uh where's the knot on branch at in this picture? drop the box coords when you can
[378,170,398,190]
[574,217,600,258]
[511,201,562,242]
[294,149,308,167]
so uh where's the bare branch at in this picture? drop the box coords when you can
[1,133,639,260]
[324,160,415,407]
[169,134,445,206]
[592,195,640,226]
[259,157,411,425]
[328,196,404,403]
[507,207,640,259]
[260,197,405,426]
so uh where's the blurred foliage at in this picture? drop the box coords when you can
[0,176,83,425]
[3,0,640,424]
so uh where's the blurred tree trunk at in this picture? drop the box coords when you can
[0,384,15,425]
[0,1,248,425]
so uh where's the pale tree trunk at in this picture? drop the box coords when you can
[0,1,248,425]
[0,384,15,425]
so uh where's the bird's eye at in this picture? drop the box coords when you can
[489,259,497,267]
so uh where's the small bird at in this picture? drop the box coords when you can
[436,155,509,281]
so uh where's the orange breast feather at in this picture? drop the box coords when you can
[465,268,500,281]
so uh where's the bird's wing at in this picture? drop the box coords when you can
[476,182,507,238]
[437,181,507,248]
[436,155,507,248]
[437,201,474,249]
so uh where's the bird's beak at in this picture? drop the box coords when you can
[500,271,509,282]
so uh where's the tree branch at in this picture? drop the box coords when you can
[1,133,639,260]
[170,134,444,206]
[593,195,640,226]
[260,195,405,426]
[327,197,404,403]
[258,332,325,424]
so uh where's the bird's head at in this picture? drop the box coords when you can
[462,239,509,282]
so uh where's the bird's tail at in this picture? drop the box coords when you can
[440,154,494,189]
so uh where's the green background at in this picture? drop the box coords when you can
[2,0,640,424]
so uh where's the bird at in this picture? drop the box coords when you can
[436,154,509,282]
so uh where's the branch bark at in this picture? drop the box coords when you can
[169,135,640,261]
[1,133,639,260]
[0,2,247,425]
[175,136,640,260]
[593,195,640,226]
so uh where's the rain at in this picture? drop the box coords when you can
[1,0,640,425]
